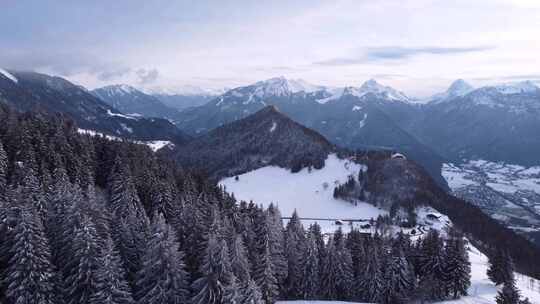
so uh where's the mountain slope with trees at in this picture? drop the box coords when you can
[171,105,336,179]
[0,70,189,143]
[91,84,181,120]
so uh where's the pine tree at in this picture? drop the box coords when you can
[108,156,149,223]
[381,249,415,304]
[191,234,233,304]
[496,280,521,304]
[224,276,243,304]
[230,234,251,285]
[242,279,264,304]
[266,204,287,288]
[333,231,354,301]
[488,249,515,286]
[135,214,190,304]
[64,215,102,304]
[357,243,385,303]
[253,245,279,304]
[3,204,61,304]
[0,140,7,197]
[284,210,306,299]
[89,238,134,304]
[321,236,340,300]
[418,229,448,301]
[308,223,326,278]
[301,232,320,300]
[444,232,471,299]
[108,157,150,287]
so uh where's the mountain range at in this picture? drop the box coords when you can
[0,70,189,143]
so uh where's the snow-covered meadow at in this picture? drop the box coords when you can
[220,154,386,232]
[77,129,174,152]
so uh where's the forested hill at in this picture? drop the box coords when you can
[171,105,336,179]
[355,153,540,278]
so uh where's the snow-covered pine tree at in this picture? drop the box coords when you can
[381,249,415,304]
[108,155,149,223]
[89,238,134,304]
[230,234,252,285]
[284,210,306,299]
[134,214,190,304]
[321,236,339,300]
[266,204,287,288]
[333,230,354,301]
[253,244,279,304]
[0,140,7,197]
[64,215,102,304]
[488,249,515,286]
[418,229,448,301]
[444,230,471,299]
[357,242,385,303]
[252,210,279,304]
[19,166,48,218]
[496,279,521,304]
[301,232,320,300]
[191,233,234,304]
[108,156,150,286]
[242,278,264,304]
[3,203,61,304]
[224,275,243,304]
[308,222,326,278]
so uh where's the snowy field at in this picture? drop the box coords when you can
[77,129,174,152]
[220,154,386,232]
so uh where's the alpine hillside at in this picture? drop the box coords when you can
[91,84,181,120]
[0,70,189,142]
[171,105,335,179]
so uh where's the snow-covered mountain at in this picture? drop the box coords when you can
[342,78,410,102]
[92,84,180,119]
[429,79,474,103]
[0,70,188,142]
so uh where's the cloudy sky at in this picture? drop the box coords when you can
[1,0,539,96]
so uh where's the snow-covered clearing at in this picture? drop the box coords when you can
[220,154,386,233]
[77,129,173,152]
[106,109,138,120]
[270,121,277,132]
[144,140,174,152]
[0,68,18,83]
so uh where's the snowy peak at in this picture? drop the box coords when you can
[251,76,322,97]
[446,79,474,97]
[491,80,539,95]
[342,79,410,102]
[94,84,138,96]
[429,79,474,103]
[145,85,226,96]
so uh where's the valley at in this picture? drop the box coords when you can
[443,161,540,246]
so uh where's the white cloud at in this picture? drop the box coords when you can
[5,0,538,97]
